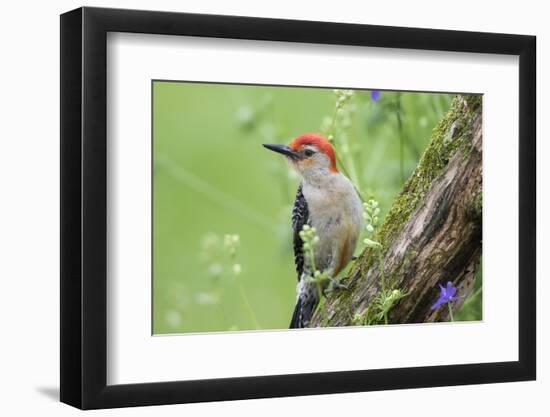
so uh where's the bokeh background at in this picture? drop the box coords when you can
[152,81,482,334]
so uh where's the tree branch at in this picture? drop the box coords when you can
[310,95,483,326]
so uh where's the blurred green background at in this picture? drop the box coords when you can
[152,81,482,334]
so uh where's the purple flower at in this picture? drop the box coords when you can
[431,281,458,310]
[370,90,381,101]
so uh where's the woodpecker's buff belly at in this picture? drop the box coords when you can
[302,173,363,277]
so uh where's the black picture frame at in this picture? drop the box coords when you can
[60,6,536,410]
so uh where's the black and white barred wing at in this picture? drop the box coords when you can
[291,184,309,281]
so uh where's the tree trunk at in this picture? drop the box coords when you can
[310,95,482,327]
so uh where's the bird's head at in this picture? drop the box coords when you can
[263,133,338,181]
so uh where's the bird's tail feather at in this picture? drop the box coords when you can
[289,295,318,328]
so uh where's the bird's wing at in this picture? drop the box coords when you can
[292,184,309,281]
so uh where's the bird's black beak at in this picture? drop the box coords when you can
[263,144,300,160]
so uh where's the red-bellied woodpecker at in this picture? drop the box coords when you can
[263,133,363,328]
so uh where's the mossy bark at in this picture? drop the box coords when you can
[309,95,482,327]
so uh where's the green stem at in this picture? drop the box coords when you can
[329,113,353,180]
[235,273,261,329]
[329,106,338,135]
[462,285,482,307]
[307,248,323,301]
[308,247,318,274]
[335,153,356,187]
[214,286,228,328]
[327,103,363,199]
[395,94,405,183]
[338,132,360,188]
[447,302,454,322]
[315,280,322,302]
[315,291,326,318]
[336,151,364,201]
[156,155,277,232]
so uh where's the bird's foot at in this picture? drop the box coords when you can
[322,278,349,297]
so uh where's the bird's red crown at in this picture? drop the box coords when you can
[289,133,338,173]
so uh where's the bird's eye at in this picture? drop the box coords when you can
[304,149,315,157]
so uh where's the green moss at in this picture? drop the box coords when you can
[387,245,417,289]
[461,140,473,164]
[467,191,483,221]
[371,96,479,253]
[474,191,483,216]
[317,94,481,325]
[466,94,482,114]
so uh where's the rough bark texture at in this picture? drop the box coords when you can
[310,95,482,326]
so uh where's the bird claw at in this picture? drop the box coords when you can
[323,278,349,296]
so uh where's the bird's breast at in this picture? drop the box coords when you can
[302,176,363,273]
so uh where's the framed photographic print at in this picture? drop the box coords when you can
[60,6,536,409]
